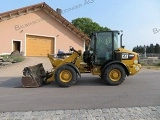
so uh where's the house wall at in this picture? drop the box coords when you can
[0,10,85,56]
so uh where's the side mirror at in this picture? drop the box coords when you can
[90,32,97,39]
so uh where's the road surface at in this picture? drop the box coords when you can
[0,58,159,112]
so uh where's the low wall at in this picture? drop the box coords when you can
[140,58,160,66]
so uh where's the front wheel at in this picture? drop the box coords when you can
[55,65,77,87]
[103,64,126,86]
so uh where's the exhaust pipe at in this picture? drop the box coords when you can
[120,33,123,48]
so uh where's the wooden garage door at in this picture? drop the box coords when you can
[26,35,54,56]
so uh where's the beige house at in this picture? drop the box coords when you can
[0,2,89,56]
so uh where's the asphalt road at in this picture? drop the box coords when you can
[0,65,160,113]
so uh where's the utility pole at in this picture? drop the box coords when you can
[144,45,146,58]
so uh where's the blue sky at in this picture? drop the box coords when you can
[0,0,160,50]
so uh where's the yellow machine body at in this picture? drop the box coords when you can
[45,47,141,84]
[22,30,141,87]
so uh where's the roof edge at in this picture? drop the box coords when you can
[0,2,45,15]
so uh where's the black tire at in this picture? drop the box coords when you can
[103,64,126,86]
[55,65,77,87]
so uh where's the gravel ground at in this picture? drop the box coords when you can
[0,57,53,77]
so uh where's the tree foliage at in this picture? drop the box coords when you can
[133,43,160,53]
[71,17,110,36]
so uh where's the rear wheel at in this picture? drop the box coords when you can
[55,65,77,87]
[103,64,126,86]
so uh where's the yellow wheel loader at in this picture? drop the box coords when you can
[22,30,141,87]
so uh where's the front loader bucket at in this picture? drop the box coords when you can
[22,63,46,88]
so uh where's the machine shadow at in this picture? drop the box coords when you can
[76,76,106,86]
[0,77,22,88]
[0,76,106,88]
[43,76,107,88]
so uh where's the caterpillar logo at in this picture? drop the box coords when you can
[122,53,135,60]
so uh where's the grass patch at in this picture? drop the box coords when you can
[0,55,25,63]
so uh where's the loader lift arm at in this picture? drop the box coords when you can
[22,47,82,87]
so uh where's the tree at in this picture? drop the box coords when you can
[146,45,150,53]
[150,44,154,53]
[71,17,110,36]
[155,43,160,53]
[132,45,144,53]
[133,43,160,54]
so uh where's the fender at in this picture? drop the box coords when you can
[101,61,130,76]
[61,63,81,78]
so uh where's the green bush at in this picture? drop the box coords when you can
[10,56,25,62]
[156,63,160,66]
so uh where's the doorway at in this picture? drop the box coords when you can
[13,41,21,52]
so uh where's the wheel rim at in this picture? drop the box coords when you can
[60,70,72,83]
[109,69,121,82]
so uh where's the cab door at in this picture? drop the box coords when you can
[91,31,113,65]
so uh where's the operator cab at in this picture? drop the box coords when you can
[89,31,119,65]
